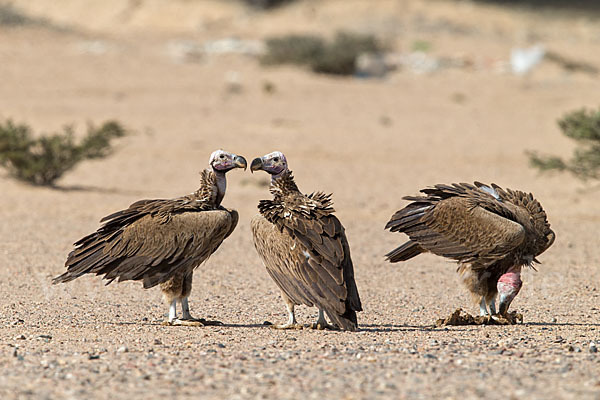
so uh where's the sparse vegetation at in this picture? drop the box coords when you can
[261,31,385,75]
[241,0,296,9]
[529,107,600,180]
[0,120,127,186]
[0,4,47,27]
[261,34,325,66]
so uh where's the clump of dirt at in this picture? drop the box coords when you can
[435,308,523,326]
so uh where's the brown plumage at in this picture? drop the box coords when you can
[385,182,555,317]
[250,152,362,331]
[53,150,247,325]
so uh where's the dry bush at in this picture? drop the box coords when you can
[0,120,127,186]
[261,31,384,75]
[529,108,600,180]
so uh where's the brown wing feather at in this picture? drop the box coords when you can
[251,214,362,331]
[386,183,526,266]
[54,208,237,288]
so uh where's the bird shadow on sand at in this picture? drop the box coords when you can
[523,321,600,327]
[358,324,440,333]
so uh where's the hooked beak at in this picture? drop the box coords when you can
[498,295,511,315]
[234,155,247,171]
[250,157,263,173]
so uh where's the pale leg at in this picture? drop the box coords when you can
[273,301,302,330]
[311,308,338,331]
[181,297,194,320]
[165,298,203,327]
[488,297,497,315]
[168,299,177,323]
[479,297,489,316]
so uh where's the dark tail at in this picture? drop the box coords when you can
[385,240,423,263]
[328,307,358,332]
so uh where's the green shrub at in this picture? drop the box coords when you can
[528,108,600,180]
[311,32,383,75]
[261,31,385,75]
[0,120,127,186]
[261,34,325,66]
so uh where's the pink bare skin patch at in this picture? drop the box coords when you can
[497,267,523,314]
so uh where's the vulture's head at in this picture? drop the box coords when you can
[250,151,288,176]
[497,268,523,315]
[209,150,247,173]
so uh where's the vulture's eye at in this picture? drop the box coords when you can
[219,154,225,159]
[273,157,280,162]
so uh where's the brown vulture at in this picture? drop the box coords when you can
[250,151,362,331]
[53,150,247,326]
[385,182,555,319]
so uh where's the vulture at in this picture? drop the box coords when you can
[385,182,555,319]
[250,151,362,331]
[53,149,247,326]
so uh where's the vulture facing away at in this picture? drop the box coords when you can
[53,149,247,326]
[250,151,362,331]
[385,182,555,319]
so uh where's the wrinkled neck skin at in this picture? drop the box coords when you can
[213,169,227,207]
[270,168,288,185]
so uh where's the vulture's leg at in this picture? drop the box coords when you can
[169,299,177,322]
[488,297,497,315]
[167,299,204,326]
[179,297,222,326]
[164,274,207,327]
[311,309,339,331]
[272,299,302,330]
[479,298,489,316]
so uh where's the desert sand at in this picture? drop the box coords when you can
[1,1,599,399]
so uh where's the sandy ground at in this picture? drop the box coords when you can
[1,1,600,399]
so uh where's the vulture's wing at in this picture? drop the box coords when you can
[54,208,237,289]
[252,213,361,331]
[386,183,526,266]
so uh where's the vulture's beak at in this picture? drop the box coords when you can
[250,157,263,173]
[234,155,247,171]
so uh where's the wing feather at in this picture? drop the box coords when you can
[54,208,237,288]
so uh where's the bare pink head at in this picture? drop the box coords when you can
[497,267,522,314]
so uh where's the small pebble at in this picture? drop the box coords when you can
[263,321,273,326]
[14,334,26,340]
[88,354,100,360]
[589,342,598,353]
[117,346,129,353]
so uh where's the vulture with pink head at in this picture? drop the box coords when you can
[385,182,555,319]
[250,151,362,331]
[53,150,247,326]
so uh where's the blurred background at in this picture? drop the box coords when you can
[1,2,600,398]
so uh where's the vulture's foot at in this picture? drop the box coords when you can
[310,322,339,331]
[491,312,523,325]
[271,323,304,330]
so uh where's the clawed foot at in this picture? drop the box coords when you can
[310,322,339,331]
[271,323,304,330]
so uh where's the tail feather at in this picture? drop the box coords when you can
[327,307,358,332]
[385,240,423,263]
